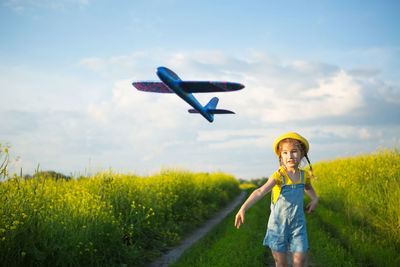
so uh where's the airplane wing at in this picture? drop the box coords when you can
[133,82,174,93]
[133,81,244,93]
[180,81,244,93]
[188,108,235,114]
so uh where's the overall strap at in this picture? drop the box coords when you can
[278,170,286,185]
[279,169,303,185]
[278,169,304,186]
[300,169,304,184]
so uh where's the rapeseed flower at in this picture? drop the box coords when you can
[0,168,240,265]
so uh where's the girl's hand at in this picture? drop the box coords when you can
[306,199,318,213]
[235,209,245,229]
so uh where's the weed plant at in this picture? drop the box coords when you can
[0,143,10,180]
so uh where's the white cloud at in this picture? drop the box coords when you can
[2,50,400,179]
[115,51,364,126]
[79,57,106,72]
[300,70,363,115]
[217,62,363,123]
[194,125,388,154]
[79,50,399,175]
[78,56,137,77]
[305,125,379,140]
[376,81,400,104]
[358,128,371,139]
[87,79,183,129]
[348,67,381,77]
[0,64,106,112]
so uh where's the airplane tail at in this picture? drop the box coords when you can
[188,97,235,114]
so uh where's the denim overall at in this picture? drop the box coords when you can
[263,169,308,253]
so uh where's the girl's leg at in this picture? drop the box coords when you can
[292,252,307,267]
[271,250,288,267]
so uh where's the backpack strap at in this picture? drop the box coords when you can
[278,170,286,185]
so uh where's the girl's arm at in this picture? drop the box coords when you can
[304,183,318,213]
[234,176,276,229]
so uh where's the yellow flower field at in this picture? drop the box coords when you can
[313,147,400,239]
[309,146,400,265]
[0,169,239,266]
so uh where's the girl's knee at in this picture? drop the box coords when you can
[292,252,307,267]
[271,250,288,266]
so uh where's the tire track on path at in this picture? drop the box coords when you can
[150,191,246,267]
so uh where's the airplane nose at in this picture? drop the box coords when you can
[157,66,181,81]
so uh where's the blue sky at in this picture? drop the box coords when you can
[1,0,399,179]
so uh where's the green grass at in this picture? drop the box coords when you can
[171,190,273,267]
[171,191,355,267]
[305,198,357,266]
[306,199,400,266]
[171,192,389,267]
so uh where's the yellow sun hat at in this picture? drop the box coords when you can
[273,132,309,156]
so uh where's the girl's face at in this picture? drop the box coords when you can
[280,141,302,170]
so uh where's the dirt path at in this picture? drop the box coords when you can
[150,191,246,267]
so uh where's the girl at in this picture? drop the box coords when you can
[235,132,318,267]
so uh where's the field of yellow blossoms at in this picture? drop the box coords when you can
[0,167,239,266]
[309,147,400,265]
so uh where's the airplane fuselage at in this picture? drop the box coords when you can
[156,67,214,122]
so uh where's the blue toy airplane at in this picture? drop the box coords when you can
[132,67,245,122]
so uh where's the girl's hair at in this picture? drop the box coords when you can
[277,138,315,179]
